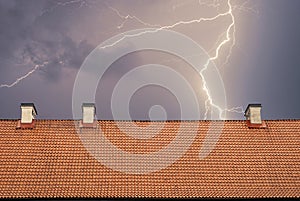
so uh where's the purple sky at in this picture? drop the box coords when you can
[0,0,300,120]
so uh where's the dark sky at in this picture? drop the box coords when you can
[0,0,299,120]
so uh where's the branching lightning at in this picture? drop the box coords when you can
[97,7,231,50]
[0,61,49,88]
[0,0,89,89]
[200,0,235,119]
[224,106,244,114]
[95,0,240,119]
[106,5,161,29]
[0,0,253,118]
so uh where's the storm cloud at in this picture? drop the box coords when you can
[0,0,94,82]
[0,0,300,120]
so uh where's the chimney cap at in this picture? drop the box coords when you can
[82,103,96,107]
[245,103,261,115]
[82,103,96,113]
[20,103,38,115]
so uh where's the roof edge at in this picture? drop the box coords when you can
[1,119,300,122]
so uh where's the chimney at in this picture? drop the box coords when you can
[20,103,37,123]
[17,103,38,129]
[80,103,97,128]
[245,104,262,124]
[244,104,266,128]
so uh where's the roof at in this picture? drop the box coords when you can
[0,119,299,198]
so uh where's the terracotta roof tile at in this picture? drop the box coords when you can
[0,119,299,198]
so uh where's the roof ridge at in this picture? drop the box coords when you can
[1,119,300,122]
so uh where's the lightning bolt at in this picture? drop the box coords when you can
[0,0,100,90]
[0,61,49,88]
[106,5,161,29]
[97,7,231,50]
[1,0,248,118]
[224,106,244,114]
[199,0,236,119]
[96,0,241,119]
[0,0,90,89]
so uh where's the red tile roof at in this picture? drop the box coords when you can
[0,119,299,198]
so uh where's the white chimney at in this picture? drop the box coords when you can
[20,103,37,123]
[82,103,96,124]
[244,104,262,124]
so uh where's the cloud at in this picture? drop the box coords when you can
[0,0,94,81]
[21,34,93,81]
